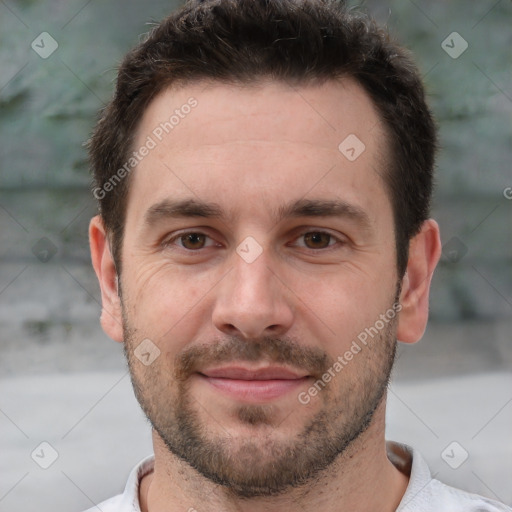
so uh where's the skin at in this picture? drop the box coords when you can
[90,79,441,512]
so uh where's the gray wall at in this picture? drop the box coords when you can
[1,0,510,326]
[0,2,511,510]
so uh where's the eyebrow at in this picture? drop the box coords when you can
[144,198,224,226]
[277,198,372,228]
[143,197,372,231]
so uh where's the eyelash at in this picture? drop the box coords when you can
[162,229,346,252]
[164,232,220,250]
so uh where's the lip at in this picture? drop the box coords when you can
[197,366,310,402]
[200,366,308,380]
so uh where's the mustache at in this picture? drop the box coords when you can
[173,336,333,381]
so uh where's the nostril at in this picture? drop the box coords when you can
[223,324,238,334]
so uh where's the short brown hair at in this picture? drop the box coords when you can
[89,0,437,275]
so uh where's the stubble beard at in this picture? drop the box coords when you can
[123,301,398,498]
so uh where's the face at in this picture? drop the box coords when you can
[115,79,402,496]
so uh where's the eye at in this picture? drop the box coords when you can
[292,231,341,250]
[303,232,334,249]
[165,232,217,251]
[180,233,207,250]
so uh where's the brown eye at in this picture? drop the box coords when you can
[303,232,332,249]
[180,233,207,250]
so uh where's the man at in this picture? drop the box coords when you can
[86,1,510,511]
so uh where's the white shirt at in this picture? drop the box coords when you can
[85,442,511,511]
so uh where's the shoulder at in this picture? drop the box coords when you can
[81,455,155,512]
[413,478,512,512]
[388,442,512,512]
[82,493,124,512]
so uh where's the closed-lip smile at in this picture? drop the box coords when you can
[197,365,310,402]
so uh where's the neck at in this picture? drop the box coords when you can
[140,401,409,512]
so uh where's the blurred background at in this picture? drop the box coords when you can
[0,1,511,511]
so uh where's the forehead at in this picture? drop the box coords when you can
[138,78,384,150]
[127,78,390,225]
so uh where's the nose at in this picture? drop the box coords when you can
[212,249,294,340]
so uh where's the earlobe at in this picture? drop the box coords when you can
[397,219,441,344]
[89,215,124,343]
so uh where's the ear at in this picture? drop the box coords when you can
[89,215,124,343]
[397,219,441,344]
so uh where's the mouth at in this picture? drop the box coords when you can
[196,365,311,402]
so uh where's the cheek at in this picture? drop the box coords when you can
[291,265,397,352]
[122,260,219,342]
